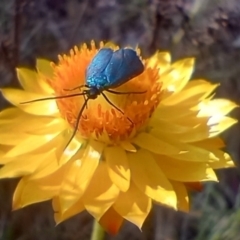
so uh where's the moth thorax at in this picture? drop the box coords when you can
[87,87,100,99]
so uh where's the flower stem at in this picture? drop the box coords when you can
[90,220,105,240]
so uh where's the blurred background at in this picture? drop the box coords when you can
[0,0,240,239]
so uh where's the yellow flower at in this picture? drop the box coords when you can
[0,41,237,234]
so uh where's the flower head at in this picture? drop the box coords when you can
[0,41,237,234]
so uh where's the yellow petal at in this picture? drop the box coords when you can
[36,59,54,78]
[29,135,83,180]
[0,88,59,116]
[36,60,56,94]
[128,149,177,208]
[147,52,171,75]
[31,155,71,182]
[53,197,85,224]
[193,137,225,149]
[56,131,84,165]
[132,132,180,156]
[17,68,54,94]
[0,107,23,118]
[161,81,218,106]
[104,146,130,192]
[184,80,219,100]
[120,141,137,152]
[82,162,119,221]
[150,129,218,162]
[151,124,209,143]
[113,182,151,229]
[14,162,69,209]
[170,181,189,212]
[59,140,103,212]
[204,168,218,182]
[198,99,238,117]
[154,104,197,121]
[0,149,5,159]
[99,207,124,235]
[27,118,66,135]
[0,113,65,136]
[0,132,30,145]
[156,155,218,182]
[4,133,60,157]
[150,118,194,134]
[209,151,235,169]
[161,58,194,93]
[17,68,49,94]
[12,177,26,210]
[104,42,118,49]
[13,176,60,210]
[209,117,237,137]
[0,152,48,178]
[25,148,63,180]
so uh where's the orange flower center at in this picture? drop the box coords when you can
[49,42,162,143]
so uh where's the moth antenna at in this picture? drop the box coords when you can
[20,92,86,104]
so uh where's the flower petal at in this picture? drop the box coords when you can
[56,131,84,165]
[184,80,219,100]
[104,146,130,192]
[132,132,180,156]
[120,141,137,152]
[209,151,235,169]
[150,129,219,162]
[113,182,151,229]
[17,68,41,93]
[154,104,198,121]
[161,58,194,93]
[0,88,59,116]
[13,176,60,210]
[185,182,203,192]
[198,99,238,117]
[209,117,237,137]
[128,149,177,208]
[59,140,103,212]
[4,133,60,158]
[151,124,210,143]
[161,80,218,106]
[99,207,124,235]
[14,162,69,209]
[82,162,119,221]
[0,152,49,178]
[156,155,218,182]
[170,181,189,212]
[147,52,171,75]
[193,137,225,149]
[53,197,85,224]
[0,132,30,145]
[0,113,65,136]
[36,59,54,79]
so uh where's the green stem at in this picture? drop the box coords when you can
[90,220,105,240]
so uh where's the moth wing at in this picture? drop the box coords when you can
[105,48,144,88]
[86,48,113,86]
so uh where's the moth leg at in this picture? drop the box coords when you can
[63,84,89,91]
[64,98,89,150]
[101,92,134,125]
[106,89,147,95]
[83,94,88,109]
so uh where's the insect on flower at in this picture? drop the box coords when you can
[21,47,146,148]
